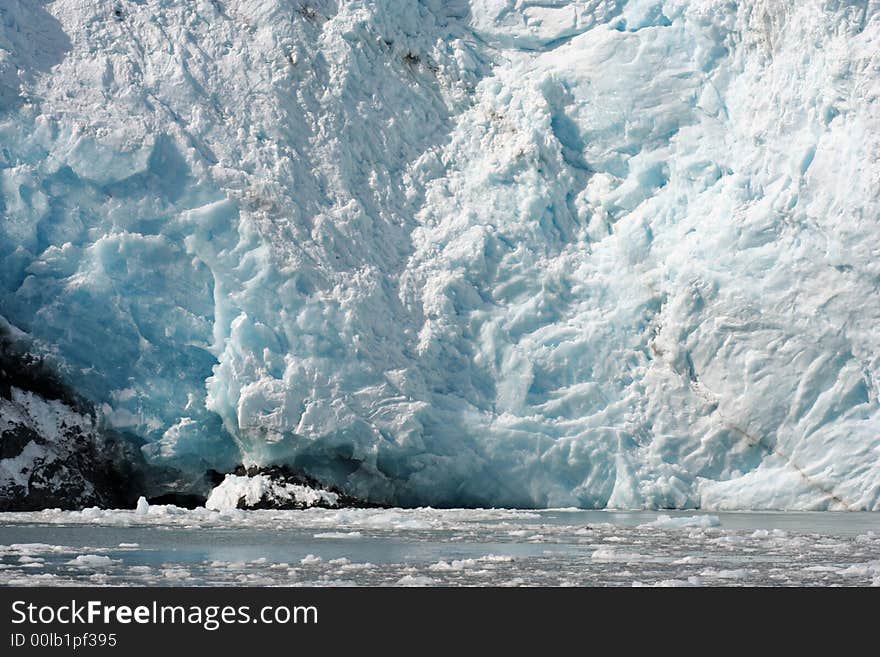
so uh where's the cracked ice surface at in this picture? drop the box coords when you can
[1,1,880,508]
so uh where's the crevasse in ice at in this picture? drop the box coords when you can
[1,0,879,509]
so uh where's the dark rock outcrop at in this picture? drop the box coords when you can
[0,329,147,511]
[206,464,388,511]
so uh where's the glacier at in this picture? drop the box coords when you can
[1,0,879,509]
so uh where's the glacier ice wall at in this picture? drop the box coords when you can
[1,0,879,509]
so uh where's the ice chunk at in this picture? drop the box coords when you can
[641,515,721,529]
[205,474,339,511]
[67,555,114,567]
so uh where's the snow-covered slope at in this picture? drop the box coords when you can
[1,0,879,509]
[0,318,146,509]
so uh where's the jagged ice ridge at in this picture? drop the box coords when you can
[1,0,879,509]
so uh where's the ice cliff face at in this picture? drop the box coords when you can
[1,0,879,509]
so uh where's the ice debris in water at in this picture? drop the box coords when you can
[0,508,878,586]
[66,555,114,568]
[0,1,879,509]
[641,515,721,529]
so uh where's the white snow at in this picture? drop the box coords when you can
[205,474,339,510]
[0,387,97,494]
[1,1,879,509]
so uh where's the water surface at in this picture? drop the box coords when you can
[1,508,877,586]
